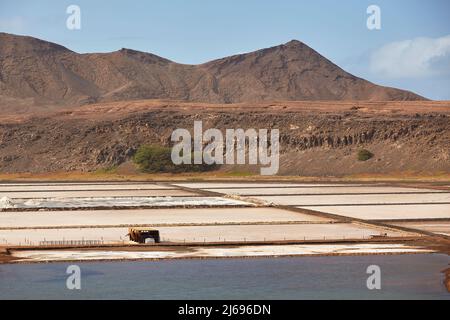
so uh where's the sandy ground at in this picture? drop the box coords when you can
[0,223,413,246]
[391,221,450,236]
[0,207,330,229]
[299,204,450,220]
[10,243,434,262]
[0,189,197,198]
[206,186,444,195]
[255,193,450,206]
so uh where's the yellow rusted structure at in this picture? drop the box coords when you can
[128,227,160,244]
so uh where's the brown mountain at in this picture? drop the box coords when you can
[0,33,425,113]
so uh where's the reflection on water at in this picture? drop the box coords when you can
[0,254,448,300]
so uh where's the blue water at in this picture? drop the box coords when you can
[0,254,448,299]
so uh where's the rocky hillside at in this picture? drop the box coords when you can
[0,100,448,176]
[0,33,424,113]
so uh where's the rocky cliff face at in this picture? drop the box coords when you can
[0,101,448,176]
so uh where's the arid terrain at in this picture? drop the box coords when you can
[0,33,448,177]
[0,100,448,176]
[0,33,424,115]
[1,2,449,301]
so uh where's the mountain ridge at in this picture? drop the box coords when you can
[0,32,425,112]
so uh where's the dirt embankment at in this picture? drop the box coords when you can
[0,247,15,263]
[0,100,449,176]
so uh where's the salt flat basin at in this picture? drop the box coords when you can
[155,223,411,242]
[0,183,172,191]
[174,183,366,189]
[299,204,450,220]
[391,221,450,236]
[0,189,197,199]
[0,223,412,245]
[255,193,450,206]
[0,207,330,229]
[11,244,434,262]
[0,196,251,210]
[207,186,442,196]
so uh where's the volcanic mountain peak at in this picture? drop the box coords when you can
[280,39,310,49]
[115,47,172,64]
[0,33,425,113]
[212,39,309,60]
[0,32,71,54]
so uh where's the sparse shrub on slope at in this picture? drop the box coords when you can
[357,149,374,161]
[133,145,216,173]
[133,145,173,173]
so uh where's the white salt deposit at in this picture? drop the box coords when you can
[1,196,251,209]
[0,196,15,209]
[12,243,434,262]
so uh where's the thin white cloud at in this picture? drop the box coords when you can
[370,35,450,78]
[0,16,26,32]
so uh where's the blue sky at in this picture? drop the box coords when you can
[1,0,449,99]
